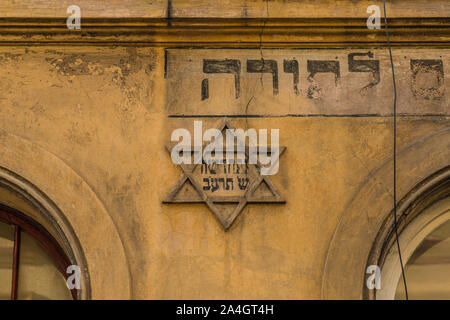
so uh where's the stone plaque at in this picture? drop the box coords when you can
[163,120,285,230]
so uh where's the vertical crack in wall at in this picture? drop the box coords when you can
[259,0,270,90]
[244,0,270,129]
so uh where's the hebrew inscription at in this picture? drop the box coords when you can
[348,52,380,91]
[163,120,286,230]
[410,59,444,100]
[307,60,340,99]
[201,163,249,194]
[283,59,299,95]
[247,60,279,96]
[166,49,448,116]
[202,59,241,100]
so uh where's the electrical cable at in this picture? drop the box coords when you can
[382,0,408,300]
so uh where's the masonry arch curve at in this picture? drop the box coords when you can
[321,127,450,299]
[0,130,131,299]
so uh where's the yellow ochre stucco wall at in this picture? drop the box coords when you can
[0,1,448,299]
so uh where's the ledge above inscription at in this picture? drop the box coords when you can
[166,49,449,117]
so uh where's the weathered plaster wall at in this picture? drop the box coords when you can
[0,0,448,299]
[0,45,448,299]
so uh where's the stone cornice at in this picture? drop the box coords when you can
[0,17,448,47]
[0,0,448,19]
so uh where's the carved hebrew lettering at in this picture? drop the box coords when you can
[203,178,210,190]
[283,59,299,95]
[211,178,219,192]
[238,177,249,190]
[208,163,217,174]
[348,52,380,91]
[226,178,234,190]
[410,59,444,100]
[202,59,241,100]
[247,59,279,96]
[164,120,286,230]
[307,60,340,99]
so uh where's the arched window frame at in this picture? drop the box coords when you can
[364,166,450,300]
[0,204,77,300]
[377,197,450,299]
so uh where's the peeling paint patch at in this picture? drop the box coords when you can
[45,55,105,77]
[44,49,156,88]
[0,53,23,64]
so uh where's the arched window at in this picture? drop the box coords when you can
[375,196,450,300]
[0,205,76,300]
[365,168,450,300]
[395,218,450,299]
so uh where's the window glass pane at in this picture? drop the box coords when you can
[17,231,72,300]
[0,222,14,300]
[396,219,450,299]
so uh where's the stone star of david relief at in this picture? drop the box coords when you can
[163,119,286,231]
